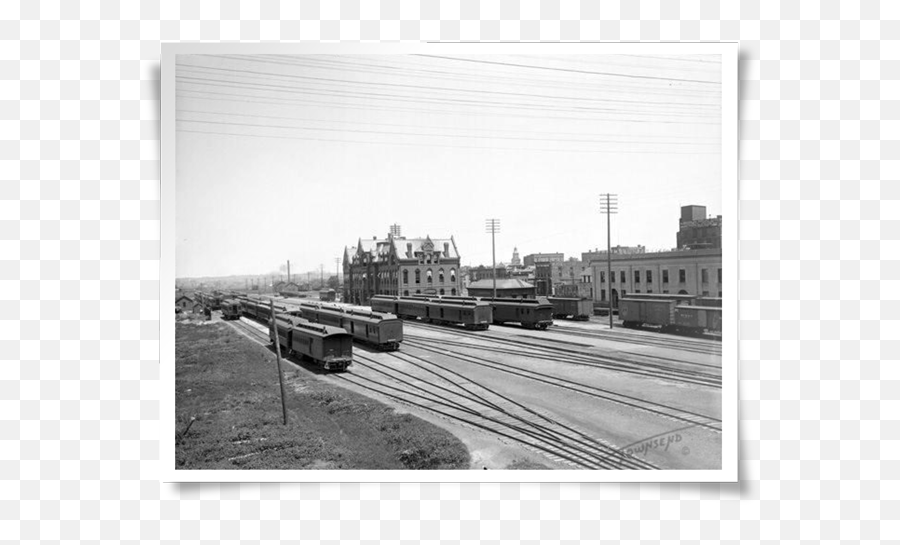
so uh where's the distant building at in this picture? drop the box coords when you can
[534,258,593,299]
[510,247,521,267]
[344,228,462,305]
[590,248,722,307]
[677,204,722,249]
[469,265,510,282]
[523,252,564,268]
[581,245,646,263]
[466,278,536,298]
[176,295,194,312]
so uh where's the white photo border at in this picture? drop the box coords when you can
[161,41,738,483]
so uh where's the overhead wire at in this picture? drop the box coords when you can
[175,62,720,111]
[175,90,723,125]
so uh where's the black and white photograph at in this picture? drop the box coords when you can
[162,43,737,480]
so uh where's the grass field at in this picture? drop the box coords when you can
[175,320,471,470]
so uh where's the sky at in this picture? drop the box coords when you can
[175,53,722,278]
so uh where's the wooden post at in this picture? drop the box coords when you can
[270,300,288,425]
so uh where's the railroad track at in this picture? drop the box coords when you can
[405,325,721,388]
[406,332,720,388]
[401,338,722,435]
[550,324,722,356]
[229,317,271,343]
[337,351,657,470]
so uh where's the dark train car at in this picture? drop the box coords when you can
[674,305,723,335]
[370,295,400,315]
[424,299,491,330]
[240,296,289,322]
[270,313,353,371]
[693,297,722,308]
[548,297,592,321]
[220,299,242,320]
[619,298,678,330]
[369,295,491,330]
[319,289,336,302]
[481,297,554,329]
[297,302,403,351]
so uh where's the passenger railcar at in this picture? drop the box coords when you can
[481,297,554,329]
[270,312,353,371]
[297,302,403,351]
[220,299,242,320]
[548,297,592,321]
[369,295,491,330]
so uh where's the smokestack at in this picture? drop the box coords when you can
[287,260,291,283]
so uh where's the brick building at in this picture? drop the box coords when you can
[343,229,462,305]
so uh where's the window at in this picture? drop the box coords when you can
[634,270,640,284]
[635,289,641,293]
[402,270,408,284]
[600,271,606,283]
[451,288,457,295]
[620,271,625,284]
[415,289,420,294]
[662,270,669,284]
[718,268,722,283]
[439,269,444,283]
[701,269,709,283]
[415,269,421,284]
[646,270,652,283]
[718,291,722,297]
[601,289,606,301]
[663,290,669,294]
[450,268,456,283]
[647,290,652,293]
[403,290,409,296]
[440,288,445,295]
[426,269,433,283]
[679,269,686,283]
[702,290,709,296]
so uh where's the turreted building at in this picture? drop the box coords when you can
[343,227,462,305]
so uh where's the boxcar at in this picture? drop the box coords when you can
[618,298,679,330]
[481,297,554,329]
[220,299,242,320]
[548,297,592,321]
[673,305,723,335]
[270,313,353,371]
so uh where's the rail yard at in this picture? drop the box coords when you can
[179,289,722,470]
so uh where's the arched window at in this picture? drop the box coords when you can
[438,268,444,283]
[440,288,445,295]
[415,269,421,284]
[415,289,421,294]
[450,268,456,283]
[402,270,408,284]
[426,269,433,283]
[451,288,457,296]
[403,290,409,296]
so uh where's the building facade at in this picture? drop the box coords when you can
[580,245,646,263]
[534,258,594,299]
[590,248,722,307]
[522,252,564,268]
[469,265,510,282]
[343,230,462,305]
[466,278,536,298]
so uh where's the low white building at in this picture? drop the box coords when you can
[590,248,722,307]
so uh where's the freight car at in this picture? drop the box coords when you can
[619,297,722,336]
[480,297,554,329]
[220,299,242,320]
[297,302,403,351]
[270,312,353,371]
[370,295,491,330]
[548,297,592,321]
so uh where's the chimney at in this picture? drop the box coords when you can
[443,242,449,256]
[407,242,412,257]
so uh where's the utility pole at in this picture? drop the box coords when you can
[270,300,288,425]
[485,218,501,299]
[600,194,618,329]
[320,264,324,289]
[334,257,340,288]
[287,260,291,283]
